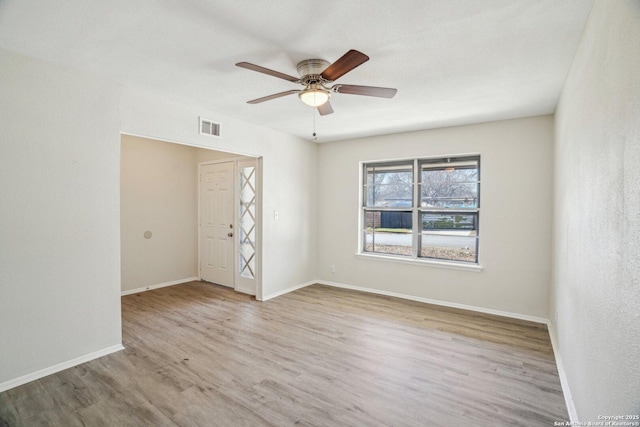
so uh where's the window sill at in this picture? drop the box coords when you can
[355,253,483,272]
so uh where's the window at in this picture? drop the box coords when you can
[361,155,480,264]
[239,164,256,279]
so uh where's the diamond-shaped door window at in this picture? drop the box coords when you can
[239,166,256,279]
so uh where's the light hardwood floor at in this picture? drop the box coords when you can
[0,282,568,426]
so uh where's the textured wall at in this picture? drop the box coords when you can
[317,116,554,318]
[0,49,123,384]
[552,0,640,420]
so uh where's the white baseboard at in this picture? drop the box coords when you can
[316,279,549,324]
[547,321,578,422]
[121,277,199,296]
[0,344,124,393]
[259,280,315,301]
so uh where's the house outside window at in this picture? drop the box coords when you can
[361,155,480,265]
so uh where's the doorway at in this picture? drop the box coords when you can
[198,159,260,295]
[120,134,261,297]
[199,161,234,286]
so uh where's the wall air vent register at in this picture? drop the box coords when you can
[199,117,221,137]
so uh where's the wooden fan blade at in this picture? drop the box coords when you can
[247,90,299,104]
[334,84,397,98]
[317,101,334,116]
[320,50,369,81]
[236,62,299,82]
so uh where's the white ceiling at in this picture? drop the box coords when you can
[0,0,593,142]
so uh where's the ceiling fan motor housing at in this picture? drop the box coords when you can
[297,59,331,82]
[297,59,332,107]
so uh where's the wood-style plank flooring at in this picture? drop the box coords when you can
[0,282,568,426]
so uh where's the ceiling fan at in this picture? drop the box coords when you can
[236,49,397,116]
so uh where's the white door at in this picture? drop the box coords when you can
[199,162,235,287]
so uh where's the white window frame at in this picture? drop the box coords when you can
[357,154,482,272]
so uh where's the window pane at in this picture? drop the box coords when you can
[239,166,256,279]
[421,165,478,208]
[421,213,477,231]
[365,163,413,207]
[420,234,477,263]
[364,210,412,256]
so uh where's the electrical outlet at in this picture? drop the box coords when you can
[330,265,336,273]
[274,210,279,220]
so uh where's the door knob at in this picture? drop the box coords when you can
[228,232,234,237]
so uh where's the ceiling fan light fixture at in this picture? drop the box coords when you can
[299,88,330,107]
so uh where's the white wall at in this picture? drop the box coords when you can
[196,148,252,163]
[551,0,640,421]
[0,47,317,389]
[317,116,554,318]
[0,49,123,385]
[120,135,198,292]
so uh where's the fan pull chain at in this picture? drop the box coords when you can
[312,106,318,142]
